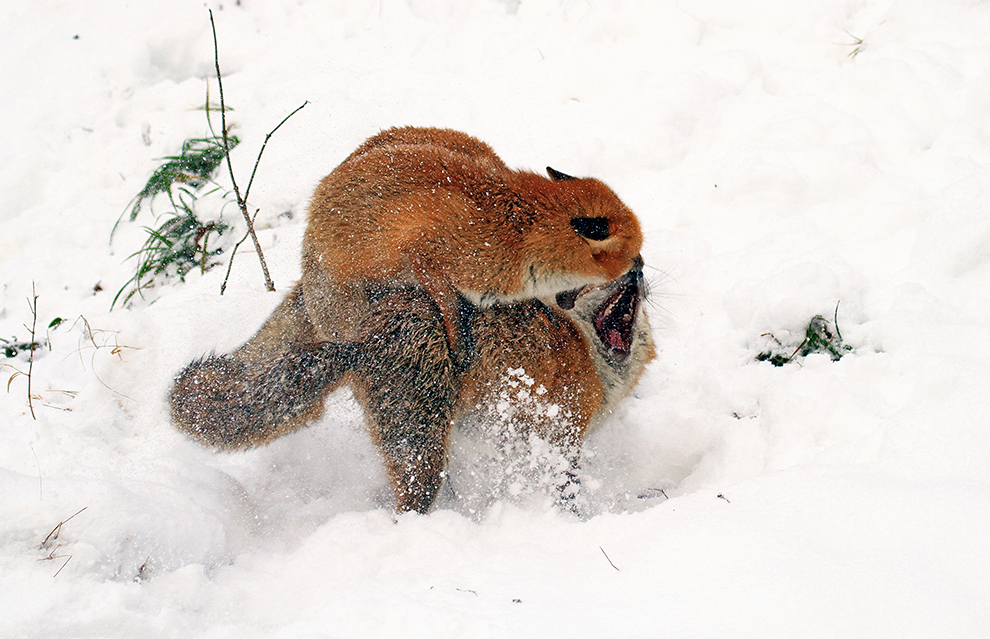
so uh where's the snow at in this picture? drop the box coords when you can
[2,0,989,637]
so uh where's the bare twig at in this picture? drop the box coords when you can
[26,282,39,420]
[220,208,260,295]
[39,545,73,578]
[637,487,669,500]
[599,546,620,571]
[243,100,309,204]
[39,507,81,577]
[215,97,307,294]
[40,403,72,412]
[41,506,88,548]
[209,9,276,292]
[216,95,307,295]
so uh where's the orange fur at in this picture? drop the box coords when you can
[302,127,643,346]
[170,127,654,514]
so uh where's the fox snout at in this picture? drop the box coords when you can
[555,254,645,311]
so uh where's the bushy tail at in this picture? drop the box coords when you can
[169,284,355,449]
[170,342,355,449]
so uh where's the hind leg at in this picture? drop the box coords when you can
[349,288,459,513]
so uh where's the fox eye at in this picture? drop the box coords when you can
[571,217,610,241]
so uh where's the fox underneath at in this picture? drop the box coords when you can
[169,128,654,513]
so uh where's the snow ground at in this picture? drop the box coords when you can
[1,0,989,637]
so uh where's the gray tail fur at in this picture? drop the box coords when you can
[170,341,356,449]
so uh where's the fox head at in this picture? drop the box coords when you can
[557,256,655,403]
[504,167,644,300]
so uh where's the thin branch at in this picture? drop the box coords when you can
[52,554,72,578]
[41,506,88,547]
[26,282,38,420]
[209,9,276,292]
[244,100,309,203]
[220,208,261,295]
[599,546,620,572]
[220,98,307,295]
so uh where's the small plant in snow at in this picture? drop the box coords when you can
[122,134,238,225]
[39,506,87,578]
[1,335,45,359]
[2,314,62,359]
[1,284,54,419]
[112,125,238,309]
[756,305,853,366]
[111,9,307,309]
[844,31,865,59]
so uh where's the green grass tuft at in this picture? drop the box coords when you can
[125,135,239,223]
[112,133,237,309]
[1,336,45,359]
[756,308,853,367]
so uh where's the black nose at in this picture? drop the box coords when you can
[630,254,644,274]
[555,287,582,310]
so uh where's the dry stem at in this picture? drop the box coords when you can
[209,9,276,292]
[26,282,39,419]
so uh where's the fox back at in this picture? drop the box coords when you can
[302,128,643,343]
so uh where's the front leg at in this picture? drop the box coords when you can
[349,287,459,513]
[405,251,475,372]
[557,448,586,513]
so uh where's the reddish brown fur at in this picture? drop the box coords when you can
[170,127,654,514]
[171,280,653,513]
[302,127,643,345]
[460,303,605,447]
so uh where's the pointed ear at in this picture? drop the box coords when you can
[546,166,576,181]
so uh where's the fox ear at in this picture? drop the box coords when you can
[546,166,576,181]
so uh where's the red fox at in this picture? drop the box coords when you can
[169,128,654,513]
[301,127,643,354]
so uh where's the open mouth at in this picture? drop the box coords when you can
[592,278,640,360]
[555,271,643,361]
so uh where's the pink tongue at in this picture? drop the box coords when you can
[607,329,625,350]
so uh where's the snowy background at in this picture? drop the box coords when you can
[2,0,989,637]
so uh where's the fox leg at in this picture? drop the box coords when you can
[348,287,459,513]
[170,284,355,449]
[405,251,474,371]
[299,251,371,343]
